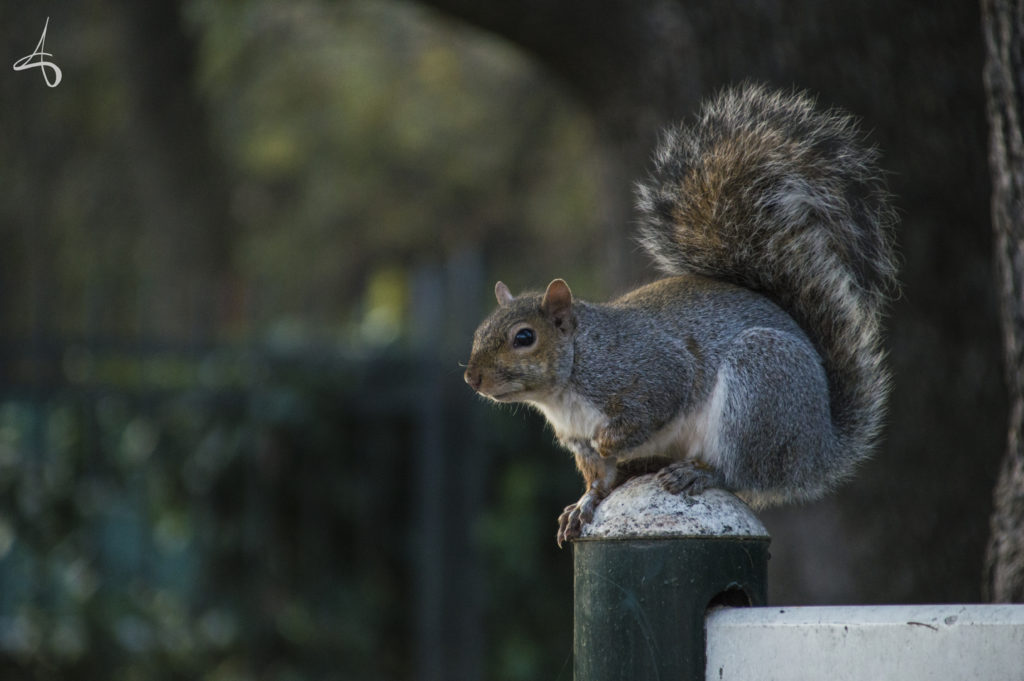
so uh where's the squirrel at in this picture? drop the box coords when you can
[463,83,899,547]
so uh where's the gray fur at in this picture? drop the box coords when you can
[464,84,898,542]
[635,83,899,494]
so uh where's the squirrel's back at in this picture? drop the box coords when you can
[635,83,899,470]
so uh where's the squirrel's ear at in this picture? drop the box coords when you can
[495,281,514,306]
[542,279,573,329]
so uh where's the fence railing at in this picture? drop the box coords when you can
[707,604,1024,681]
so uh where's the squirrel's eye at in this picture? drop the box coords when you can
[512,328,535,348]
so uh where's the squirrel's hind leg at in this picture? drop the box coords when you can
[656,459,726,496]
[708,326,834,504]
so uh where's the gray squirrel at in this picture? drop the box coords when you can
[463,83,899,547]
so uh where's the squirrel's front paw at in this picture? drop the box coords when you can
[657,460,725,496]
[556,503,585,547]
[556,491,601,548]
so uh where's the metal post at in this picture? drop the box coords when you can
[573,476,770,681]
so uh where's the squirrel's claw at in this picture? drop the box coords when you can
[657,460,725,496]
[556,504,581,548]
[557,502,588,548]
[556,492,600,548]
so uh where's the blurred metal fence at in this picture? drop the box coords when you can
[0,337,513,680]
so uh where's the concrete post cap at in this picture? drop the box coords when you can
[578,473,770,540]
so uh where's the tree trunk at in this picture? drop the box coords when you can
[115,0,238,340]
[981,0,1024,603]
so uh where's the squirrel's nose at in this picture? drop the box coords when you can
[464,368,481,391]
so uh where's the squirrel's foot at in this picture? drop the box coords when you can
[556,490,601,548]
[657,460,725,496]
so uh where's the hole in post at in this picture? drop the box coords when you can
[706,584,752,611]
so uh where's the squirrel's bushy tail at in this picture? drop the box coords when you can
[635,83,899,471]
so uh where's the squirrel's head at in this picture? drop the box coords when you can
[463,279,576,402]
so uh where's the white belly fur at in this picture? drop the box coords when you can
[528,390,608,440]
[529,377,728,466]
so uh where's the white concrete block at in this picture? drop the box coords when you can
[706,604,1024,681]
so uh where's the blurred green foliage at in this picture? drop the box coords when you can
[2,0,606,345]
[1,0,604,678]
[0,347,579,680]
[188,0,607,342]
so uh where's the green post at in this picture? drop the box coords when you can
[572,477,770,681]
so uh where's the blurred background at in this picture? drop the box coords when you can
[0,1,1006,680]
